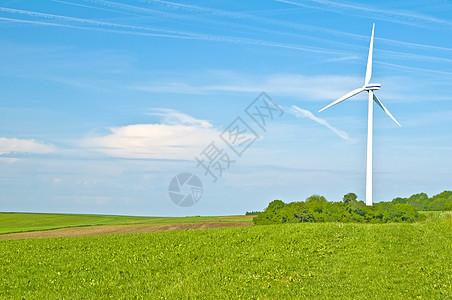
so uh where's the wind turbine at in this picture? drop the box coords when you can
[318,24,401,206]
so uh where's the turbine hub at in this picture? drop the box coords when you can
[364,83,381,91]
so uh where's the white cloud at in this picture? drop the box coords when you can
[289,105,353,141]
[0,137,54,156]
[82,109,220,160]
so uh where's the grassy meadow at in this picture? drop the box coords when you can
[1,212,451,299]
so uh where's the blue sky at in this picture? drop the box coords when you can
[1,0,451,216]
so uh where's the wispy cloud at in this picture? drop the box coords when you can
[148,108,212,128]
[130,73,363,101]
[289,105,353,141]
[130,69,446,104]
[0,137,55,156]
[0,157,19,164]
[53,177,63,184]
[81,109,220,160]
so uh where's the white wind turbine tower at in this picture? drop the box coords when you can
[319,24,401,206]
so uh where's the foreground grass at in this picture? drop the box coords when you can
[0,213,253,235]
[1,217,451,299]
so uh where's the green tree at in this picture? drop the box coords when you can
[266,199,285,211]
[394,203,418,222]
[291,202,314,223]
[429,199,445,211]
[429,191,452,211]
[343,193,358,203]
[443,202,452,212]
[392,197,407,204]
[279,205,297,223]
[306,194,327,203]
[407,193,429,211]
[253,200,286,225]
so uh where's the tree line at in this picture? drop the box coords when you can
[253,191,452,225]
[392,191,452,211]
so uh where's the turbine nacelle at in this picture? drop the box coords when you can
[364,83,381,91]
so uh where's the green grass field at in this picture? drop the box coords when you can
[1,213,451,299]
[0,212,253,235]
[0,212,152,234]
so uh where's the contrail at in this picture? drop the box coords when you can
[139,0,365,39]
[4,3,448,66]
[0,7,350,56]
[139,0,452,54]
[275,0,452,29]
[50,0,137,15]
[376,61,452,77]
[84,0,189,20]
[0,6,197,37]
[0,16,201,40]
[290,105,352,141]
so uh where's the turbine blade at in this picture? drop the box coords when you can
[373,94,401,127]
[318,87,365,112]
[365,23,375,85]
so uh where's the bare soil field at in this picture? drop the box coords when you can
[0,221,253,240]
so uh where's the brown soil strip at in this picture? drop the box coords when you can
[0,222,253,241]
